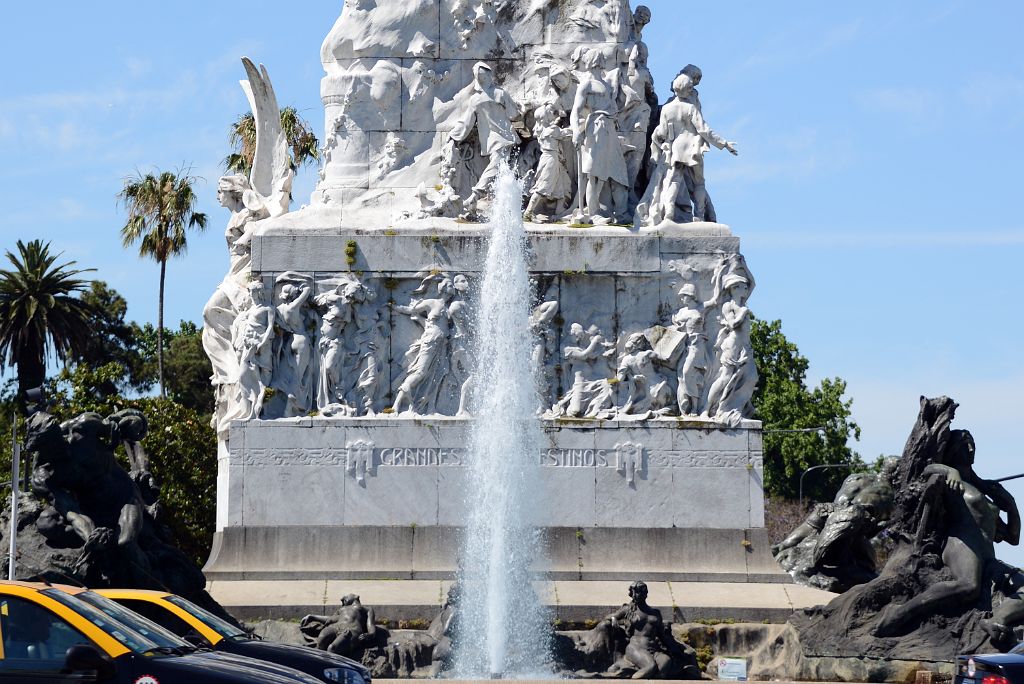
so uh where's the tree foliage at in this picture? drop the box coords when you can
[69,281,151,396]
[224,106,320,176]
[0,240,94,404]
[752,318,863,501]
[118,170,208,397]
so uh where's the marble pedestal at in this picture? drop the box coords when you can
[204,416,781,582]
[204,218,783,583]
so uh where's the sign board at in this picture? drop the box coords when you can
[718,657,748,681]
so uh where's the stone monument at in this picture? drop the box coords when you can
[788,397,1024,663]
[202,0,775,585]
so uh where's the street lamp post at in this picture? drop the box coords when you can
[798,463,858,510]
[8,408,19,580]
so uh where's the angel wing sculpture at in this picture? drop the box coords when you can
[240,56,294,218]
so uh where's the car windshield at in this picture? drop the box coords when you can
[76,591,194,651]
[40,589,163,655]
[165,595,248,641]
[1012,643,1024,655]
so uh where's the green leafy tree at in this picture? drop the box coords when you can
[224,106,319,176]
[118,170,208,398]
[131,320,212,415]
[164,323,214,416]
[0,240,94,406]
[47,363,217,565]
[69,281,151,396]
[752,318,862,501]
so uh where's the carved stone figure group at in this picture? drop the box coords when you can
[300,582,699,679]
[418,4,736,226]
[7,408,231,620]
[547,255,757,424]
[206,252,757,425]
[787,397,1024,660]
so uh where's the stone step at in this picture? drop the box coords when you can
[208,579,834,624]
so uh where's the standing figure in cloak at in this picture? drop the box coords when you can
[572,48,630,224]
[392,274,459,415]
[449,62,525,219]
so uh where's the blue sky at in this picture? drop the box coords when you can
[1,2,1023,558]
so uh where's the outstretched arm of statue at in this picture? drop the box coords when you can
[689,106,733,153]
[117,498,144,546]
[922,463,965,493]
[987,481,1021,545]
[364,607,379,640]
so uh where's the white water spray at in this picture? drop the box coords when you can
[454,164,551,677]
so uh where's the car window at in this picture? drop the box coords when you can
[165,596,248,641]
[115,599,203,641]
[0,596,91,671]
[40,589,159,654]
[77,592,191,650]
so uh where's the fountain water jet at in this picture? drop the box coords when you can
[453,163,551,678]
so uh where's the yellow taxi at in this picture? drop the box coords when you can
[94,589,369,684]
[0,581,322,683]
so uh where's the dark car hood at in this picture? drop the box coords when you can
[156,651,323,683]
[229,639,370,675]
[188,650,324,682]
[963,653,1024,666]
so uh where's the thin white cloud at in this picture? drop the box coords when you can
[856,86,942,126]
[729,18,864,79]
[960,72,1024,116]
[126,57,152,79]
[743,229,1024,249]
[711,129,856,184]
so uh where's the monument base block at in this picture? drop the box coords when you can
[206,417,785,583]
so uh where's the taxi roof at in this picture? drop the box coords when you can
[0,579,57,592]
[94,588,173,600]
[0,580,131,658]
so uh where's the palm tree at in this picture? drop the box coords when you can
[118,170,208,397]
[0,240,94,404]
[224,106,320,176]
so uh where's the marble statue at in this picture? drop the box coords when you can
[570,581,701,679]
[449,62,526,219]
[301,594,387,658]
[615,333,673,417]
[269,273,316,417]
[572,48,630,224]
[446,274,474,417]
[530,300,560,404]
[639,69,736,226]
[550,322,617,418]
[565,0,632,43]
[774,463,896,592]
[315,276,378,416]
[452,0,516,55]
[203,59,293,438]
[525,104,574,222]
[704,257,758,424]
[392,273,460,415]
[670,284,708,416]
[563,322,616,384]
[231,281,275,421]
[632,4,651,39]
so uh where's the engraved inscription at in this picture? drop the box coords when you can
[237,446,762,470]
